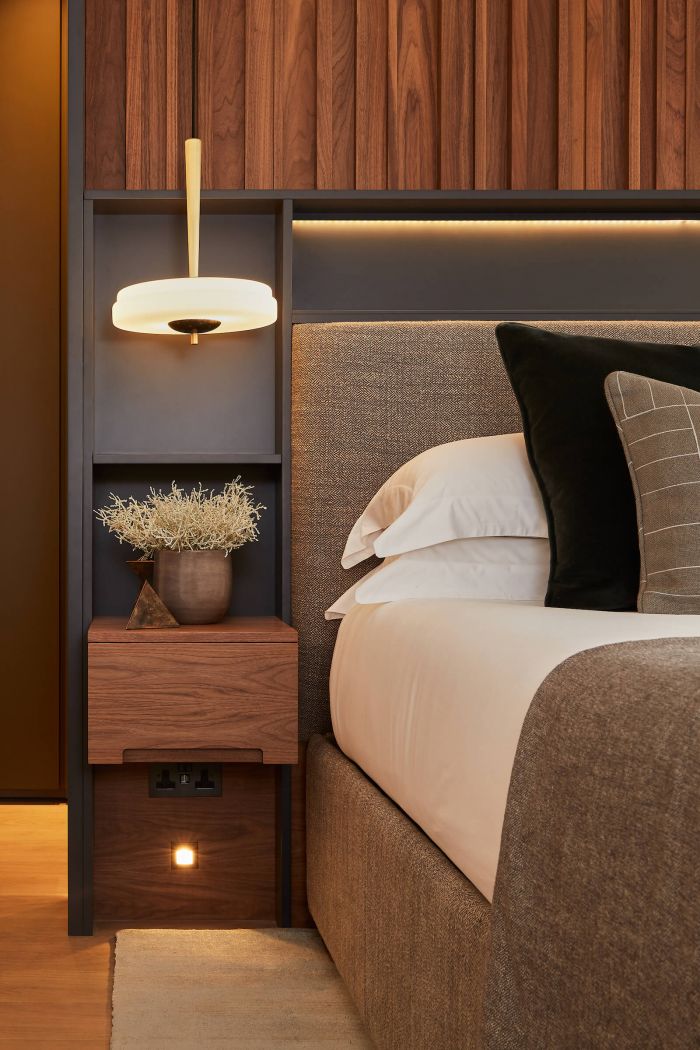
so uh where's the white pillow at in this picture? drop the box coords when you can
[326,536,549,619]
[342,433,547,569]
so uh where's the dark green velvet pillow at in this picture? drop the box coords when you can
[496,322,700,611]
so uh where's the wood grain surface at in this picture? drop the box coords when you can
[88,615,298,643]
[88,641,298,764]
[511,0,558,189]
[86,0,700,190]
[355,0,388,188]
[245,0,275,187]
[316,0,355,189]
[656,0,687,189]
[439,0,474,189]
[388,0,439,189]
[474,0,511,189]
[125,0,167,188]
[165,0,193,189]
[558,0,587,188]
[85,0,126,189]
[275,0,317,188]
[93,764,276,920]
[198,0,246,188]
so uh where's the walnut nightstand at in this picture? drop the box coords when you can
[87,615,298,924]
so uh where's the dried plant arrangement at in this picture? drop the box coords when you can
[95,480,265,557]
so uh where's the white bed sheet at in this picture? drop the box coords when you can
[330,599,700,902]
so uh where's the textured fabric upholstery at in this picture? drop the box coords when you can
[485,636,700,1049]
[307,733,491,1050]
[291,320,700,739]
[606,370,700,613]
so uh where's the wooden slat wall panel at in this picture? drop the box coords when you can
[586,0,630,189]
[558,0,587,188]
[85,0,126,189]
[198,0,246,189]
[657,0,687,188]
[316,0,355,188]
[245,0,275,187]
[687,0,700,187]
[388,0,439,189]
[474,0,511,188]
[629,0,657,188]
[355,0,388,188]
[166,0,192,189]
[88,3,700,198]
[126,0,167,189]
[440,0,474,189]
[274,0,317,188]
[511,0,558,189]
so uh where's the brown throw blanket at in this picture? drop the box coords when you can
[484,637,700,1050]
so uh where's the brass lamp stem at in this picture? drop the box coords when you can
[185,137,202,343]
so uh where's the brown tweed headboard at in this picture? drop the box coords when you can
[290,320,700,740]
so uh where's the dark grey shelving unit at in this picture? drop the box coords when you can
[65,0,700,936]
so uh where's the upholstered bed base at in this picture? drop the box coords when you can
[293,321,700,1050]
[307,733,490,1050]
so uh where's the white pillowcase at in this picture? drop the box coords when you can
[326,536,549,620]
[342,433,547,569]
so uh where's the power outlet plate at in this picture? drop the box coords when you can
[149,763,223,798]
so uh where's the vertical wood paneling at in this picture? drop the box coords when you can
[511,0,558,189]
[355,0,388,188]
[316,0,355,188]
[126,0,168,189]
[687,0,700,187]
[629,0,657,188]
[439,0,474,188]
[474,0,511,188]
[165,0,192,189]
[245,0,275,187]
[198,0,246,189]
[85,0,126,188]
[275,0,317,188]
[586,0,630,189]
[388,0,439,189]
[558,0,587,188]
[657,0,687,186]
[88,0,700,191]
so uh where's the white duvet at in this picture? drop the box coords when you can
[330,599,700,902]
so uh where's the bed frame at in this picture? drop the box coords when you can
[290,320,700,1050]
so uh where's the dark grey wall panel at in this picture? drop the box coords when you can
[94,214,277,456]
[292,220,700,317]
[92,467,277,618]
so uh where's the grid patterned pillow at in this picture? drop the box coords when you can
[605,370,700,613]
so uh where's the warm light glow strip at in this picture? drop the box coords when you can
[294,218,700,226]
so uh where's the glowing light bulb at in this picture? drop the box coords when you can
[173,844,197,868]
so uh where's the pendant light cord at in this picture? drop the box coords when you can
[191,0,198,139]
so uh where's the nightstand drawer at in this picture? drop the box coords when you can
[88,641,298,764]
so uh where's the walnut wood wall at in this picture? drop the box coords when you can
[86,0,700,191]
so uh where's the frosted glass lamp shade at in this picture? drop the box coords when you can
[112,276,277,336]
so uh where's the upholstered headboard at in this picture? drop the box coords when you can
[290,320,700,740]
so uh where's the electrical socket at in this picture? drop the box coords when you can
[149,763,222,798]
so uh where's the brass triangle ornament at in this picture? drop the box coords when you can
[127,579,179,630]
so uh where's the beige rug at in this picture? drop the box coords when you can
[111,928,374,1048]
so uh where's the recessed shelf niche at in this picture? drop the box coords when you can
[92,465,278,620]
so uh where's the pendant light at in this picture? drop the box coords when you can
[112,0,277,344]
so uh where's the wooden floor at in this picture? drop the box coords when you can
[0,804,114,1048]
